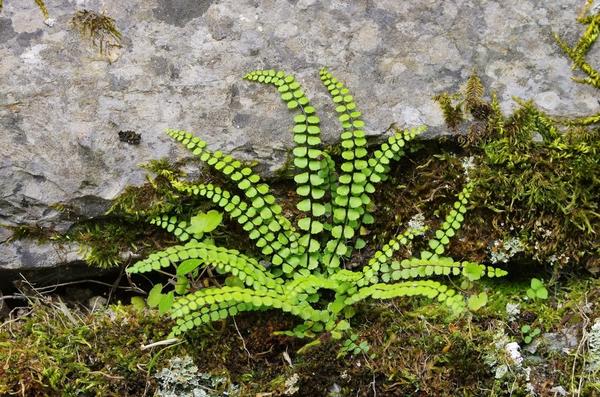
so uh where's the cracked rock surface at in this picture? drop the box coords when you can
[0,0,598,275]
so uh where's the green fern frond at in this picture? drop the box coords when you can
[171,286,327,327]
[127,240,282,290]
[346,280,466,314]
[424,182,474,258]
[244,70,327,271]
[166,129,283,222]
[319,67,370,269]
[170,179,301,266]
[359,226,428,286]
[149,214,194,242]
[171,301,259,336]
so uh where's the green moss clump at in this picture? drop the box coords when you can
[0,304,175,396]
[71,9,122,55]
[0,0,49,19]
[433,64,599,270]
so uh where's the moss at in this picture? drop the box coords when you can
[71,9,122,55]
[430,73,599,270]
[4,276,598,395]
[0,304,178,396]
[3,223,59,243]
[0,0,48,18]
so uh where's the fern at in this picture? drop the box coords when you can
[127,68,506,341]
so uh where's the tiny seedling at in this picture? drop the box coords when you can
[521,324,541,344]
[526,278,548,300]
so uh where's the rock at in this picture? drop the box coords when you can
[541,326,580,353]
[1,0,598,277]
[0,239,81,271]
[88,295,108,311]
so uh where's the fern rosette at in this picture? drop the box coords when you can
[127,68,507,339]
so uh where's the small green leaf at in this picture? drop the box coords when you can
[130,296,146,311]
[186,210,223,234]
[354,238,366,250]
[294,172,309,184]
[177,259,202,276]
[531,278,543,290]
[467,292,488,311]
[536,288,548,299]
[312,203,326,217]
[297,199,311,212]
[158,291,175,315]
[463,263,483,281]
[147,284,163,308]
[298,217,311,231]
[526,289,536,299]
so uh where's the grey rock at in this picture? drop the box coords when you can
[0,0,598,277]
[0,239,82,271]
[153,0,214,27]
[88,295,108,311]
[541,326,580,353]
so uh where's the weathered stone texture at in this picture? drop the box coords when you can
[0,0,598,273]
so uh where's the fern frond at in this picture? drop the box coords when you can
[358,226,428,286]
[337,126,425,259]
[126,241,282,291]
[320,151,338,217]
[171,180,302,267]
[172,286,328,323]
[283,274,346,304]
[324,126,424,270]
[319,68,371,270]
[244,70,327,271]
[346,280,466,314]
[366,126,424,185]
[171,300,258,336]
[376,258,506,283]
[166,129,283,221]
[166,129,303,264]
[423,182,474,258]
[149,214,194,242]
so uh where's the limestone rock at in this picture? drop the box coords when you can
[0,0,597,276]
